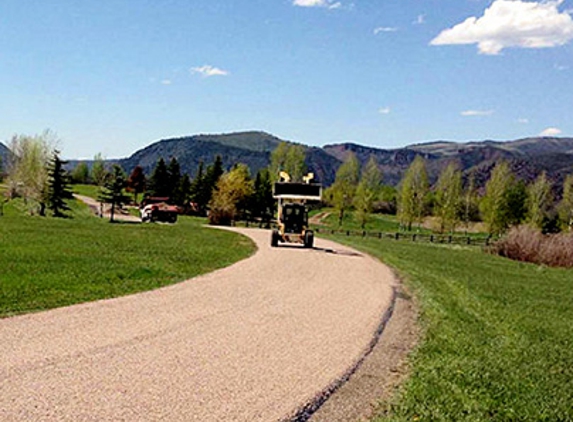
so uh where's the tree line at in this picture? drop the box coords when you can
[324,152,573,235]
[4,131,572,234]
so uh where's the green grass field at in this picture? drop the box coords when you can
[324,234,573,421]
[0,198,255,318]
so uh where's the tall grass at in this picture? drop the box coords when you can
[492,225,573,268]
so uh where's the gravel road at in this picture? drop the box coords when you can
[0,228,396,421]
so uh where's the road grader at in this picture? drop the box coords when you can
[271,172,322,249]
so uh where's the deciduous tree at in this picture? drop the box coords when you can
[208,164,254,225]
[527,171,553,230]
[328,152,360,226]
[269,142,307,182]
[70,162,90,184]
[397,155,429,231]
[126,165,146,205]
[6,131,53,215]
[353,156,382,229]
[434,163,462,233]
[558,174,573,231]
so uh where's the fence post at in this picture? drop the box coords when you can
[395,233,400,240]
[430,235,434,243]
[413,234,417,242]
[346,230,350,236]
[378,232,382,239]
[448,235,452,244]
[467,237,471,245]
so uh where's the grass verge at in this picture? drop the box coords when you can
[323,234,573,421]
[0,199,255,318]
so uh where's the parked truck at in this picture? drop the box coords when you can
[271,173,322,248]
[140,197,179,223]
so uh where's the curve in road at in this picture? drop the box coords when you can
[0,228,396,421]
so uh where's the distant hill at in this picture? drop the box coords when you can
[66,132,573,190]
[117,131,344,185]
[322,136,573,189]
[0,142,11,171]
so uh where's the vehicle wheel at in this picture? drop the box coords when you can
[271,230,279,247]
[304,231,314,248]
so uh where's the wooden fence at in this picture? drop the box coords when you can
[236,220,494,247]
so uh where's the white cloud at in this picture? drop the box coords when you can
[191,65,229,77]
[518,118,529,124]
[431,0,573,55]
[160,79,172,85]
[293,0,341,9]
[540,127,562,136]
[374,26,398,34]
[461,109,494,116]
[379,106,391,115]
[414,14,425,25]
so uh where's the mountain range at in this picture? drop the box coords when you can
[3,131,573,189]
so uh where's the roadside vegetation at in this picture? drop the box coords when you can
[0,199,254,318]
[324,233,573,421]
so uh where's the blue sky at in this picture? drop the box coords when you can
[1,0,572,159]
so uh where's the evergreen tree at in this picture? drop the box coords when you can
[527,171,553,230]
[252,168,274,223]
[46,150,74,218]
[434,163,462,233]
[558,174,573,231]
[196,156,224,214]
[328,152,360,226]
[177,174,192,208]
[167,157,182,200]
[99,165,130,223]
[397,155,429,231]
[190,161,205,211]
[126,165,146,205]
[149,158,170,197]
[353,156,382,229]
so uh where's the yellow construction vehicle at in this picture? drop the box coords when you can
[271,172,322,248]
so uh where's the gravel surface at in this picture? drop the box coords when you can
[0,228,396,421]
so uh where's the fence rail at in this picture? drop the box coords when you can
[235,220,494,247]
[313,227,493,246]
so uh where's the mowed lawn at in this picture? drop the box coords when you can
[0,199,255,318]
[325,234,573,421]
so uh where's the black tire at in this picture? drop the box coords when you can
[304,230,314,248]
[271,230,279,247]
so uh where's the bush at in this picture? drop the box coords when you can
[491,225,573,268]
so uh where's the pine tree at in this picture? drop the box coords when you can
[527,171,553,230]
[397,156,429,231]
[46,150,74,218]
[167,157,182,200]
[99,165,130,223]
[149,158,170,197]
[434,163,462,233]
[354,156,382,229]
[196,156,224,214]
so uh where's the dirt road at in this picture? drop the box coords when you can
[0,228,396,421]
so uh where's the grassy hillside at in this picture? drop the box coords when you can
[0,199,255,318]
[324,234,573,420]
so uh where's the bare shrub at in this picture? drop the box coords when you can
[492,225,573,268]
